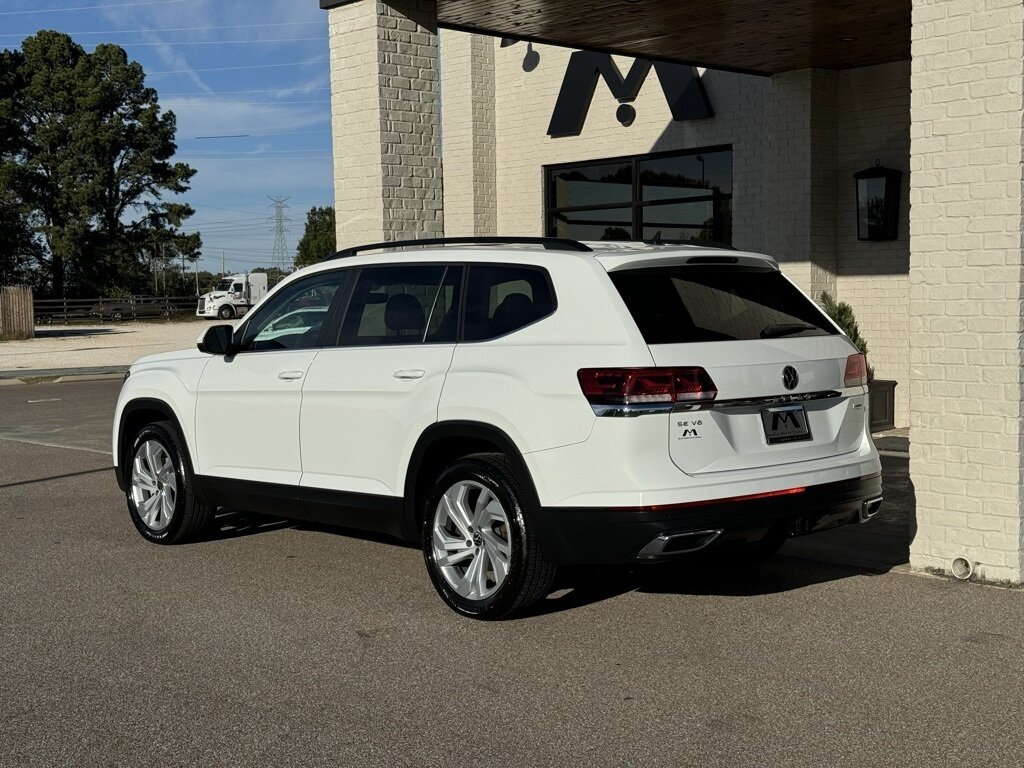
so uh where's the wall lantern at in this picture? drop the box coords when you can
[854,161,902,241]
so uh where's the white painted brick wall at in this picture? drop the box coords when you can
[440,31,496,236]
[908,0,1024,583]
[834,62,912,428]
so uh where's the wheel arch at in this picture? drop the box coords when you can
[116,398,198,497]
[403,421,540,541]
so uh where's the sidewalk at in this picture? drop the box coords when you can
[0,322,206,379]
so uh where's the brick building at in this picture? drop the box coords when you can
[320,0,1024,585]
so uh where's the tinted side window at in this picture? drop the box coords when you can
[338,265,459,346]
[238,271,344,352]
[610,266,838,344]
[464,265,556,341]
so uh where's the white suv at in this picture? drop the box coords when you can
[113,237,882,619]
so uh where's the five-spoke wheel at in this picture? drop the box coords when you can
[423,454,555,619]
[130,439,177,532]
[124,421,214,544]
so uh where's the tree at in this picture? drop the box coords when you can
[294,206,336,269]
[0,31,198,296]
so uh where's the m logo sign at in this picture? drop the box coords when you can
[547,51,713,138]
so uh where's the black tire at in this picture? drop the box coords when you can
[111,311,123,321]
[218,304,235,320]
[125,421,215,544]
[422,453,556,620]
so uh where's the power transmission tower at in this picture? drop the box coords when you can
[267,195,291,276]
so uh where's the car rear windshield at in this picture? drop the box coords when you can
[609,265,838,344]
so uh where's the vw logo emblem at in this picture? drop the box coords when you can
[782,366,799,390]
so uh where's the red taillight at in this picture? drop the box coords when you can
[844,353,867,387]
[578,367,718,406]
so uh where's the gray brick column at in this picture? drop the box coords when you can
[909,0,1024,583]
[327,0,443,248]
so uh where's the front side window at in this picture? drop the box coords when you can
[238,271,344,352]
[546,146,732,244]
[464,265,556,341]
[337,265,461,346]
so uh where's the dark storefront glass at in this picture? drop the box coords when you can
[545,147,732,244]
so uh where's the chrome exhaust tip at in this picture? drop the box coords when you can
[638,529,723,559]
[860,496,883,523]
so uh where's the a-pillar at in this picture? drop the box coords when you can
[324,0,443,248]
[909,0,1024,583]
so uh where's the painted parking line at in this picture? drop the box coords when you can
[0,436,111,456]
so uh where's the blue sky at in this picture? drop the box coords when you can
[1,0,334,275]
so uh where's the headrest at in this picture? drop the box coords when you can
[384,293,425,333]
[491,293,536,335]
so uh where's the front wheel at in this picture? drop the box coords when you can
[126,421,214,544]
[218,304,235,320]
[422,454,555,620]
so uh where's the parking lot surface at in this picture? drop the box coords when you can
[1,380,1022,766]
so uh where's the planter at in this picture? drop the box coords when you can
[868,379,897,432]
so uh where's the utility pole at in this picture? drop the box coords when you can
[221,251,225,277]
[267,195,291,277]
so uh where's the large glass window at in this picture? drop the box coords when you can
[546,147,732,244]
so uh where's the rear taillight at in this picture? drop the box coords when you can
[578,367,718,411]
[844,354,867,387]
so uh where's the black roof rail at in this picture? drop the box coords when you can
[324,236,593,261]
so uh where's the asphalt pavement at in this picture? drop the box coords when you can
[1,380,1022,767]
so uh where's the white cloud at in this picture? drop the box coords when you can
[162,97,329,138]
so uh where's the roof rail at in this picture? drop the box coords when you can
[324,236,593,261]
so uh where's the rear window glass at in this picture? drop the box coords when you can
[609,266,837,344]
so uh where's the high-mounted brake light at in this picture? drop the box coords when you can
[844,354,867,387]
[578,367,718,412]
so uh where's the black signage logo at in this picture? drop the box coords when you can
[771,410,803,431]
[547,51,713,138]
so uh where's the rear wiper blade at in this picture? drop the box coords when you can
[760,323,820,339]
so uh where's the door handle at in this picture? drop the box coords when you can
[393,369,425,380]
[278,370,304,381]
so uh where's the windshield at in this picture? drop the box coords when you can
[610,266,837,344]
[214,279,233,292]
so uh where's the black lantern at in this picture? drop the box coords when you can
[854,162,902,241]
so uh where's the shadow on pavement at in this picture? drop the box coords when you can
[200,451,916,619]
[33,327,123,339]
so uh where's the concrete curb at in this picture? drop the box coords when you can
[0,366,128,385]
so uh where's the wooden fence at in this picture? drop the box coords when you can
[0,286,34,340]
[32,295,199,324]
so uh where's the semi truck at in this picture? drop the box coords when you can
[196,273,269,320]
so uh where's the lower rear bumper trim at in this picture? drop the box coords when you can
[539,473,882,565]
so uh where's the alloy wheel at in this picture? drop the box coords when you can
[130,439,177,532]
[431,480,512,601]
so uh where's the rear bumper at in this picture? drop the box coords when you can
[538,473,882,565]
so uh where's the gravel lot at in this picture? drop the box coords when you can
[0,321,211,373]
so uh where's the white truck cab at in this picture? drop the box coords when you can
[196,272,269,320]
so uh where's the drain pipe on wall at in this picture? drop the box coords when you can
[950,556,974,581]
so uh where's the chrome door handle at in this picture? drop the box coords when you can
[278,370,304,381]
[393,369,425,380]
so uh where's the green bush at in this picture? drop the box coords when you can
[819,292,873,381]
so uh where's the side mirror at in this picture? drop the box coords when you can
[198,324,236,355]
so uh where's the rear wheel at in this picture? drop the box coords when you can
[423,454,555,620]
[126,421,214,544]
